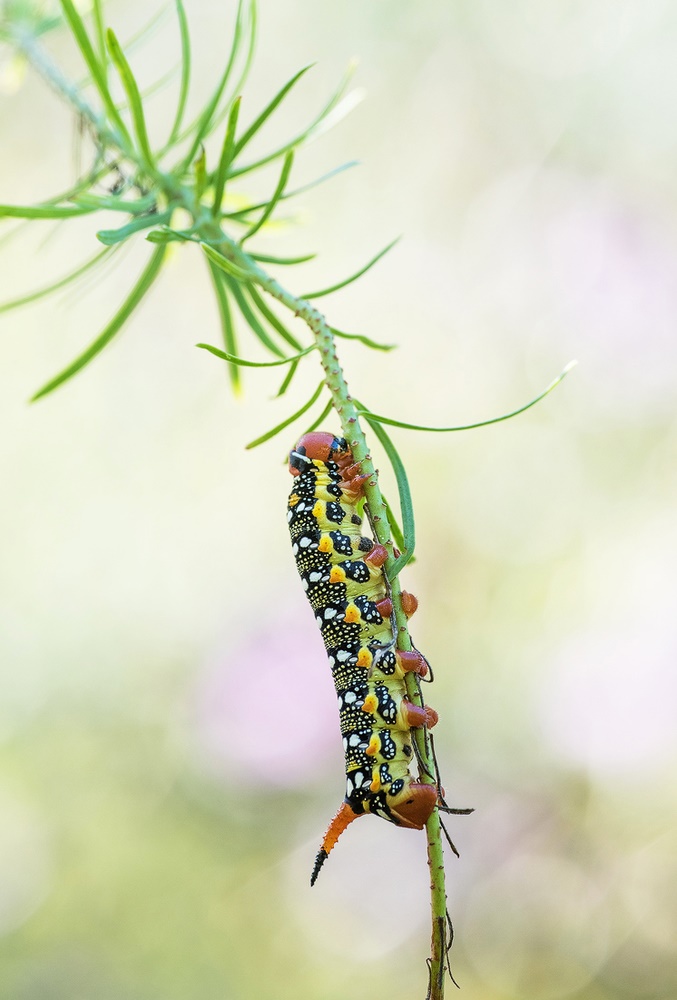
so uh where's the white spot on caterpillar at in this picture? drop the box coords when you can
[336,650,352,663]
[353,771,365,789]
[344,691,357,704]
[346,776,354,796]
[349,734,361,747]
[299,536,313,548]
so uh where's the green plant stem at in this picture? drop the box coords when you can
[209,234,450,998]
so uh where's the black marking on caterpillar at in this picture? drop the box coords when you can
[288,431,440,885]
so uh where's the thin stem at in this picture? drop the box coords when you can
[208,234,449,998]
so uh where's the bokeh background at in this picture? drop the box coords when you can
[2,1,677,998]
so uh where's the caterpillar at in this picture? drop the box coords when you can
[288,431,439,885]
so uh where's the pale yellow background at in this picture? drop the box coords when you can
[1,2,676,998]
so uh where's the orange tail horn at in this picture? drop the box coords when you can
[310,801,361,886]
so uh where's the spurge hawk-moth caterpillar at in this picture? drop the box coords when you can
[287,431,439,884]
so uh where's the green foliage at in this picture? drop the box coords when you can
[1,6,576,996]
[0,0,360,402]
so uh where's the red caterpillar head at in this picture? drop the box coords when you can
[288,432,349,476]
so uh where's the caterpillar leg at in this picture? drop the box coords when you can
[310,801,361,886]
[388,781,438,829]
[396,649,429,677]
[402,701,439,729]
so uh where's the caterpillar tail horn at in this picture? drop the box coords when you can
[310,801,361,886]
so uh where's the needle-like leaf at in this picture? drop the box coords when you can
[246,284,303,352]
[356,400,415,577]
[200,242,250,282]
[300,238,399,299]
[196,343,315,366]
[212,96,241,216]
[275,358,299,397]
[231,65,314,159]
[58,0,131,145]
[166,0,191,147]
[176,0,250,168]
[303,398,334,434]
[0,247,114,314]
[97,209,171,245]
[207,260,240,392]
[330,326,395,352]
[226,278,286,358]
[71,192,158,213]
[229,62,360,179]
[0,203,94,219]
[106,28,155,167]
[250,251,316,265]
[245,380,325,449]
[357,362,578,433]
[240,149,294,243]
[31,245,166,401]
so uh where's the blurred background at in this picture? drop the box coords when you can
[1,1,677,998]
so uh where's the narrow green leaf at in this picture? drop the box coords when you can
[0,203,94,219]
[117,63,181,111]
[330,326,396,352]
[300,238,399,299]
[200,242,251,282]
[196,343,315,366]
[72,192,158,213]
[207,260,240,393]
[225,162,357,221]
[166,0,191,146]
[381,495,407,561]
[176,0,249,168]
[0,248,113,314]
[229,63,360,179]
[250,251,316,265]
[59,0,131,145]
[245,380,325,449]
[246,284,302,351]
[92,0,107,76]
[31,245,166,401]
[213,97,241,216]
[194,145,207,201]
[192,0,257,142]
[303,398,334,434]
[357,362,578,434]
[357,398,415,577]
[96,209,171,245]
[276,358,299,397]
[106,28,155,166]
[240,149,294,243]
[231,64,314,159]
[146,227,193,244]
[226,279,286,358]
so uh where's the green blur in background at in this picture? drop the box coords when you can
[1,1,677,998]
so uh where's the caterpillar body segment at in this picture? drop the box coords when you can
[288,432,439,884]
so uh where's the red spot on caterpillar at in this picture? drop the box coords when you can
[400,591,418,618]
[388,782,437,829]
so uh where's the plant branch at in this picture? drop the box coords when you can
[203,233,451,997]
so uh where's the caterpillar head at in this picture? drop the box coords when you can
[288,432,349,476]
